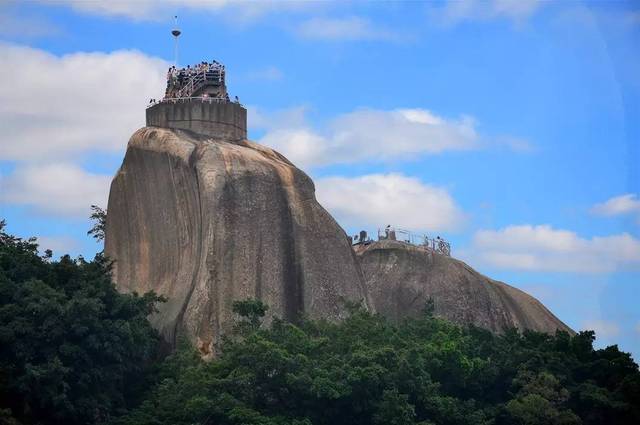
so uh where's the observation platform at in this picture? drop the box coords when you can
[351,226,451,257]
[145,60,247,140]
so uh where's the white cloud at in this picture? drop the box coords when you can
[470,224,640,273]
[50,0,227,20]
[248,105,309,131]
[316,173,465,232]
[0,163,110,217]
[295,16,407,42]
[244,66,284,82]
[47,0,318,23]
[0,42,167,161]
[433,0,543,26]
[491,0,541,20]
[496,136,535,153]
[582,319,620,338]
[257,108,479,169]
[591,194,640,219]
[261,128,328,169]
[626,11,640,26]
[36,235,80,255]
[0,13,62,39]
[516,283,555,303]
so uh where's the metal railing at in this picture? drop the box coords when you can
[176,69,224,98]
[147,96,242,109]
[378,226,451,256]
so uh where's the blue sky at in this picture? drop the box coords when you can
[1,1,639,358]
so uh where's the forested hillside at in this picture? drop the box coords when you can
[115,301,640,425]
[1,222,639,425]
[0,221,164,424]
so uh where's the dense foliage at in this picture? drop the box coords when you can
[0,221,164,424]
[116,300,640,425]
[1,222,639,425]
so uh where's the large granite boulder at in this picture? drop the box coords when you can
[105,127,370,356]
[355,240,572,334]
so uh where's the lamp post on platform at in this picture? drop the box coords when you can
[171,15,181,67]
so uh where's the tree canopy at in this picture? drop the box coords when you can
[0,220,164,424]
[115,302,640,425]
[87,205,107,242]
[1,221,639,425]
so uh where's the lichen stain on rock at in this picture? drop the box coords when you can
[196,336,214,360]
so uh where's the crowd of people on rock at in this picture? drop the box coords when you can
[351,226,451,256]
[163,60,228,99]
[144,60,245,106]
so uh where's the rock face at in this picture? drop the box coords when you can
[106,126,572,353]
[105,127,369,355]
[355,240,572,334]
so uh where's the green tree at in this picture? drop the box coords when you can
[4,217,640,425]
[87,205,107,242]
[0,221,164,424]
[232,298,269,332]
[117,301,640,425]
[373,389,416,425]
[505,372,580,425]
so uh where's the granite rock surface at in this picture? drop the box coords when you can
[106,126,572,356]
[355,240,572,334]
[105,127,369,356]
